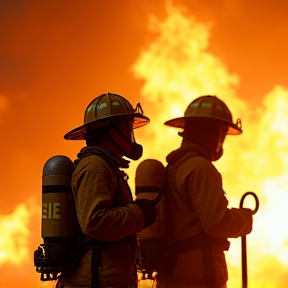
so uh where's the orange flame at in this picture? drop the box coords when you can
[131,5,288,288]
[0,204,30,266]
[0,201,42,288]
[1,5,287,288]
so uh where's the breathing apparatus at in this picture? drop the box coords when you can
[34,93,149,280]
[135,159,171,280]
[34,155,78,281]
[109,120,143,160]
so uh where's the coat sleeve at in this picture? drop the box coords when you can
[72,157,145,241]
[188,163,253,238]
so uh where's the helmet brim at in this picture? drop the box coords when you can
[164,116,242,135]
[64,113,150,140]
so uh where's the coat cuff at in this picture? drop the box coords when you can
[126,203,145,233]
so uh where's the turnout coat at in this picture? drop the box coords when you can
[161,142,253,288]
[56,146,145,288]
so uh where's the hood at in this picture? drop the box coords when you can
[166,142,212,164]
[75,146,130,168]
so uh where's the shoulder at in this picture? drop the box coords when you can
[175,153,219,180]
[180,153,214,169]
[74,154,116,178]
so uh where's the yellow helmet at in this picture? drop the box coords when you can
[164,95,242,135]
[64,93,150,140]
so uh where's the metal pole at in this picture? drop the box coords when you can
[239,192,259,288]
[241,234,248,288]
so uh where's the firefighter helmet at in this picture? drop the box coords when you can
[64,93,150,140]
[164,95,242,135]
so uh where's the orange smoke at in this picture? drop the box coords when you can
[0,95,7,112]
[1,2,288,288]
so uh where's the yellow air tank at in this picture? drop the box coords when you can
[34,155,77,281]
[41,155,76,239]
[135,159,166,240]
[135,159,170,279]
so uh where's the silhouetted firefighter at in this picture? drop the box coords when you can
[135,95,255,288]
[34,93,158,288]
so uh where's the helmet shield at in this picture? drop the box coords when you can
[164,95,242,135]
[109,120,143,160]
[64,93,149,140]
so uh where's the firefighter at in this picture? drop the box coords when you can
[56,93,157,288]
[160,95,253,288]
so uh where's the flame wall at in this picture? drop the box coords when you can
[0,1,287,287]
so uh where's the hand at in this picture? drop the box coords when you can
[134,199,157,228]
[239,208,253,235]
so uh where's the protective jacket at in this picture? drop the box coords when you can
[56,146,145,288]
[161,142,252,288]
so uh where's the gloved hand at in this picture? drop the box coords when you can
[240,208,253,235]
[231,208,253,235]
[134,199,157,228]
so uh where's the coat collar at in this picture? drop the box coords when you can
[166,142,212,164]
[76,146,130,168]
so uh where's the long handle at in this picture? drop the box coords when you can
[239,192,259,288]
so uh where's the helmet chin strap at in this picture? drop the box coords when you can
[110,124,143,161]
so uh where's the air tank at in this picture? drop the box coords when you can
[42,155,76,239]
[135,158,167,240]
[34,155,77,281]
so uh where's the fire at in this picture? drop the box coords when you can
[0,201,42,288]
[1,4,287,288]
[131,5,288,288]
[0,204,30,265]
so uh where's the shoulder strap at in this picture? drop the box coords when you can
[173,232,230,254]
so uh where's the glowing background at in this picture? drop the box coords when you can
[0,1,287,287]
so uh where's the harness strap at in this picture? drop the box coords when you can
[173,231,230,255]
[80,236,137,288]
[74,149,129,288]
[173,232,229,288]
[91,245,103,288]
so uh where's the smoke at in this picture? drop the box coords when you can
[0,95,8,128]
[131,6,288,288]
[131,5,246,162]
[0,1,287,287]
[0,95,7,112]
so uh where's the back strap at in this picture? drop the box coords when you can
[91,245,103,288]
[173,232,230,254]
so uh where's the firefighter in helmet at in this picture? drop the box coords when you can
[160,95,253,288]
[56,93,157,288]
